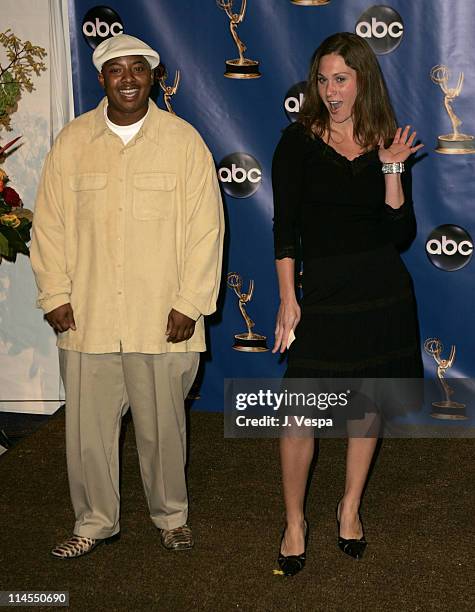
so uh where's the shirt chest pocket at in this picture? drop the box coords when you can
[133,173,176,221]
[69,173,108,220]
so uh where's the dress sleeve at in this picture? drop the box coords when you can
[272,124,306,260]
[383,163,417,251]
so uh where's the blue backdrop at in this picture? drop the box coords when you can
[68,0,475,410]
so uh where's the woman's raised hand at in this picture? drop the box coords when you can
[378,125,424,164]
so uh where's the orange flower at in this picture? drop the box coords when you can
[0,181,4,193]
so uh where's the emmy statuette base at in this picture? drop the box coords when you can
[224,59,261,79]
[431,400,467,421]
[431,412,468,421]
[436,134,475,154]
[232,332,268,352]
[291,0,331,5]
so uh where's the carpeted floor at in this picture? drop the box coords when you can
[0,411,53,453]
[1,408,473,611]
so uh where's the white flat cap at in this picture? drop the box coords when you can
[92,34,160,71]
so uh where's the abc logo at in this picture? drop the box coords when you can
[218,153,262,198]
[355,5,404,54]
[82,6,124,50]
[425,225,473,272]
[284,81,307,123]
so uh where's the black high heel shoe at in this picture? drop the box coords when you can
[277,520,308,577]
[336,502,367,560]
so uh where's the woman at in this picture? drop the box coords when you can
[272,32,423,577]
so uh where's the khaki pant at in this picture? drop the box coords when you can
[59,350,199,539]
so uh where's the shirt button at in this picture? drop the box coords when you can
[118,291,122,295]
[119,207,123,211]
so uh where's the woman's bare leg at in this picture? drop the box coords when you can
[279,435,315,554]
[339,415,379,538]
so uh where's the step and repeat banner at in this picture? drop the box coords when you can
[68,0,475,411]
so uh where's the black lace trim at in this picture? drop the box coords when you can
[311,136,379,175]
[384,201,410,220]
[275,247,296,260]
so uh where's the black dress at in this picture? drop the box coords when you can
[272,123,423,387]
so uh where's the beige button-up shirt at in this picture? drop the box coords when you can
[31,99,224,354]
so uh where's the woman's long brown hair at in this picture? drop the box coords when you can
[299,32,397,149]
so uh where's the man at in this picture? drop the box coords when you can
[30,34,224,558]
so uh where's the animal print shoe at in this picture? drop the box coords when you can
[160,524,194,551]
[51,533,118,559]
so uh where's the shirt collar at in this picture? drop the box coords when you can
[90,97,162,145]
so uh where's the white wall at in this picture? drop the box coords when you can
[0,0,72,414]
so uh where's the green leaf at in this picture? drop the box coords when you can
[0,230,9,257]
[1,225,29,255]
[0,70,21,114]
[2,251,17,263]
[17,225,31,243]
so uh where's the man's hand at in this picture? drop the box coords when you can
[45,303,76,333]
[166,309,195,343]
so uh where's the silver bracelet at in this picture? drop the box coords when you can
[382,162,405,174]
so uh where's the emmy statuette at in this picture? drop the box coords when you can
[227,272,268,352]
[217,0,261,79]
[430,65,475,154]
[158,68,180,115]
[424,338,467,420]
